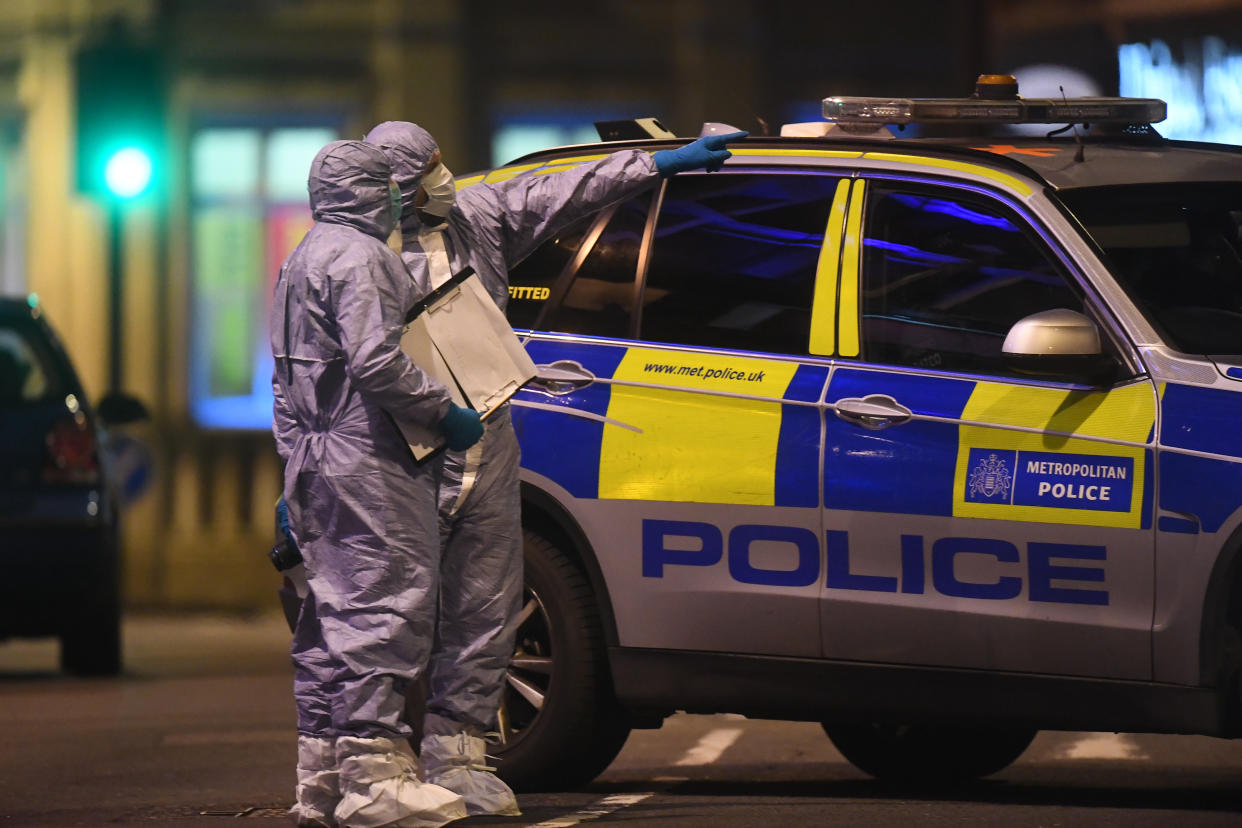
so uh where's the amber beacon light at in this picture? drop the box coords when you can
[974,74,1020,99]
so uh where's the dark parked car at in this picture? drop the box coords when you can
[0,295,146,675]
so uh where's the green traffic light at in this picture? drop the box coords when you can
[104,147,153,198]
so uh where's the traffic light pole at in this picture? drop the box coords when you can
[108,199,123,393]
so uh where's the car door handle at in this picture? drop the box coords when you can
[529,360,597,395]
[833,394,913,430]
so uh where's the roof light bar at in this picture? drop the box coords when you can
[822,95,1167,126]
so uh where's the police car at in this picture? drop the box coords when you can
[478,75,1242,788]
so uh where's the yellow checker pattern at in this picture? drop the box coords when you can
[599,348,799,504]
[953,381,1155,528]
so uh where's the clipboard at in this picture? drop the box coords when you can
[389,268,537,461]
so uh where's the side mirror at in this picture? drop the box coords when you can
[96,392,150,426]
[1002,309,1115,384]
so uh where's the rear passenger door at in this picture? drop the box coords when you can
[510,170,842,658]
[819,177,1156,680]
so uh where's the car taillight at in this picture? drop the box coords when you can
[43,413,100,485]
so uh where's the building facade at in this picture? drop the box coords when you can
[1,0,1240,609]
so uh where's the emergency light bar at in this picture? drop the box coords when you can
[822,75,1166,127]
[822,96,1167,126]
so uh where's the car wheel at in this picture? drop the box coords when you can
[60,530,122,677]
[60,588,122,677]
[491,528,631,790]
[822,722,1036,783]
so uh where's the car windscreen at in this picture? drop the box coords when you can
[0,319,63,406]
[1059,182,1242,355]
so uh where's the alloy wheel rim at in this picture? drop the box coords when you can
[496,584,552,747]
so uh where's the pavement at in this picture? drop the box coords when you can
[0,612,541,826]
[6,613,1242,827]
[0,611,297,827]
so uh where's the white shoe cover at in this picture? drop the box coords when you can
[334,736,466,828]
[292,736,340,828]
[421,732,521,817]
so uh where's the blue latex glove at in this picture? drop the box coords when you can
[271,495,302,571]
[438,403,484,451]
[276,496,291,537]
[653,130,748,177]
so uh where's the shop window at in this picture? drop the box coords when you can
[493,123,599,167]
[188,124,336,429]
[491,110,638,167]
[1120,37,1242,144]
[0,119,27,297]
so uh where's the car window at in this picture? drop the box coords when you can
[640,173,841,355]
[859,184,1088,377]
[544,192,652,338]
[1058,182,1242,356]
[507,211,597,331]
[0,323,55,405]
[508,191,653,338]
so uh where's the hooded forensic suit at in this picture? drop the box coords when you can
[271,139,470,828]
[362,121,660,809]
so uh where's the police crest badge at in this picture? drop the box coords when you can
[969,452,1012,501]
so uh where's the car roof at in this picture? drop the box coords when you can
[916,134,1242,190]
[505,130,1242,193]
[0,296,37,320]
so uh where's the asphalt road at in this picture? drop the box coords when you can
[2,614,1242,827]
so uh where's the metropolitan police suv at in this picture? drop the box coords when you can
[478,76,1242,787]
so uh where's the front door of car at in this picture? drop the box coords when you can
[511,171,846,658]
[818,177,1156,680]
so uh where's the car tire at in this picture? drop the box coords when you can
[60,591,122,677]
[822,722,1036,783]
[60,532,122,677]
[491,528,631,791]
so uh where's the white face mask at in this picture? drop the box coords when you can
[420,162,456,218]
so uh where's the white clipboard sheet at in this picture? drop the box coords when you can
[389,268,537,461]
